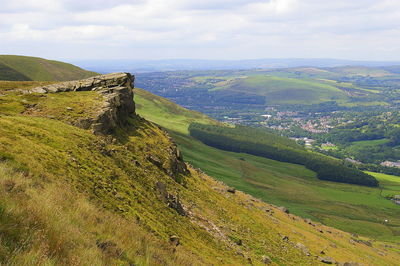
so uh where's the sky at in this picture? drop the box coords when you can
[1,0,400,61]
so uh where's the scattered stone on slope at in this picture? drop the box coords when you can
[155,181,187,216]
[227,187,236,193]
[261,255,272,264]
[318,256,336,264]
[147,155,163,168]
[304,218,316,226]
[295,242,310,256]
[167,194,186,215]
[168,144,190,177]
[277,206,289,214]
[350,238,372,247]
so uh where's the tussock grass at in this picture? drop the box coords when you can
[0,162,197,265]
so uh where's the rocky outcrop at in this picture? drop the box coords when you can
[156,181,187,216]
[29,73,135,135]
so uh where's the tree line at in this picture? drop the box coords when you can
[189,123,379,187]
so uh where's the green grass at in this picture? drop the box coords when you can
[0,55,97,81]
[213,75,349,104]
[175,133,400,242]
[3,89,395,265]
[0,83,399,264]
[135,88,400,242]
[134,88,218,134]
[368,172,400,198]
[0,80,56,91]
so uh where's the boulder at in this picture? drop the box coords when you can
[167,194,187,216]
[318,256,336,264]
[261,255,272,264]
[295,242,310,256]
[278,206,289,214]
[227,188,236,193]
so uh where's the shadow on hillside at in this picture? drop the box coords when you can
[113,114,158,144]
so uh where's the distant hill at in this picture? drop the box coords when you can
[0,55,98,81]
[217,75,349,104]
[73,58,400,73]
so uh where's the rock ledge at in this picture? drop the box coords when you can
[30,73,135,135]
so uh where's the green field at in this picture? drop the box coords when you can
[214,75,349,104]
[135,88,400,242]
[0,55,97,81]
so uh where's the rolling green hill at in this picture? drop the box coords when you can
[0,55,97,81]
[1,77,398,265]
[214,75,349,104]
[135,88,400,243]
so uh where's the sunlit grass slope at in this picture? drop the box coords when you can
[135,88,400,243]
[135,88,218,134]
[0,82,399,264]
[0,55,97,81]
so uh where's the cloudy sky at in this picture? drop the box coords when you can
[1,0,400,61]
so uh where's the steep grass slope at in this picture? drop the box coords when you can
[135,88,400,243]
[135,87,218,134]
[0,81,399,265]
[0,55,97,81]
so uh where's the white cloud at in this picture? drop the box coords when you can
[1,0,400,60]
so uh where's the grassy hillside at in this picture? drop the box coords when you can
[135,88,400,243]
[0,55,97,81]
[135,88,218,134]
[216,75,349,104]
[0,81,399,265]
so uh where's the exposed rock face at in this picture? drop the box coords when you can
[29,73,135,135]
[29,73,134,94]
[155,181,187,216]
[168,144,190,177]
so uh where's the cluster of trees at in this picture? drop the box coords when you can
[189,123,379,187]
[387,128,400,146]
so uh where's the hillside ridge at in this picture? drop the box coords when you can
[0,55,98,81]
[0,74,399,264]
